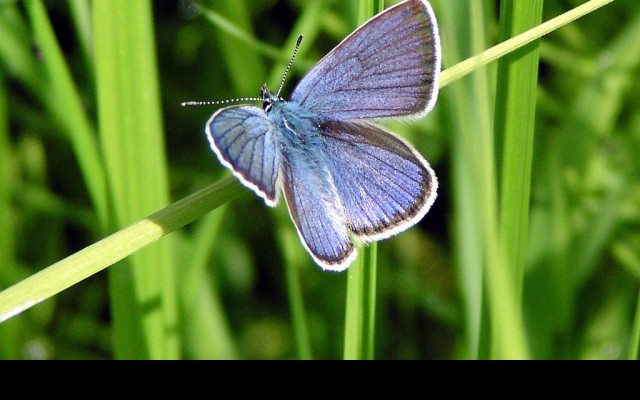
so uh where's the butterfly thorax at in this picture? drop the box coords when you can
[270,100,320,139]
[259,81,322,147]
[268,99,330,177]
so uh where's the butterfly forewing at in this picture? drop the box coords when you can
[319,120,437,240]
[206,105,280,206]
[290,0,440,120]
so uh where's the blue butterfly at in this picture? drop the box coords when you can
[191,0,440,271]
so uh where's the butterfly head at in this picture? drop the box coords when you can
[260,83,283,113]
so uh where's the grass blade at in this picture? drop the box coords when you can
[440,0,616,89]
[0,68,22,360]
[94,0,180,358]
[440,0,494,360]
[495,0,544,304]
[280,224,313,360]
[344,242,378,360]
[266,0,328,88]
[631,291,640,360]
[525,4,640,359]
[67,0,94,70]
[0,178,245,324]
[24,0,109,228]
[210,0,265,95]
[343,0,383,361]
[180,206,239,359]
[440,0,530,359]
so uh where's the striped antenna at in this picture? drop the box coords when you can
[181,35,303,107]
[181,97,262,107]
[276,35,303,98]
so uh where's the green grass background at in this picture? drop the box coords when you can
[1,0,639,359]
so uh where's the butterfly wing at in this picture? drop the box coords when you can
[290,0,440,120]
[206,105,280,206]
[280,152,356,272]
[319,119,437,241]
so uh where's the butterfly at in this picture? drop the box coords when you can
[186,0,441,271]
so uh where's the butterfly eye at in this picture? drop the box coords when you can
[263,101,273,112]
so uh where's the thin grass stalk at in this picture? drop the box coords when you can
[0,72,11,280]
[67,0,93,72]
[441,0,529,360]
[24,0,109,229]
[0,69,21,360]
[495,0,543,306]
[181,207,239,359]
[0,4,47,98]
[202,8,297,65]
[465,0,528,360]
[439,0,617,89]
[0,177,244,324]
[440,0,489,360]
[343,0,383,361]
[211,0,266,95]
[266,0,327,88]
[281,225,313,360]
[94,0,178,358]
[630,291,640,360]
[468,0,501,360]
[343,242,378,360]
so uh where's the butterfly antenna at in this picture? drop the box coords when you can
[181,97,263,107]
[182,35,303,107]
[276,35,303,98]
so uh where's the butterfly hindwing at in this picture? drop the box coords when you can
[319,119,438,241]
[206,105,280,206]
[290,0,440,120]
[280,149,356,271]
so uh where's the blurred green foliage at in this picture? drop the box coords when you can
[0,0,638,359]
